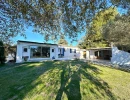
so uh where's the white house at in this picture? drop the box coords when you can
[16,40,130,66]
[16,40,86,63]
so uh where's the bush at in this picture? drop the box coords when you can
[0,41,5,64]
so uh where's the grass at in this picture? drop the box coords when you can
[0,61,130,100]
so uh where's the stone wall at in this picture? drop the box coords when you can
[111,47,130,66]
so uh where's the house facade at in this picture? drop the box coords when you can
[16,40,130,66]
[16,40,86,63]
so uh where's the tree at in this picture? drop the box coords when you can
[4,44,16,62]
[78,7,118,49]
[0,41,5,64]
[102,15,130,51]
[0,0,130,42]
[58,36,68,45]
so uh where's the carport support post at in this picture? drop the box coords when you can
[98,51,100,57]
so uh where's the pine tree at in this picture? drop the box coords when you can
[78,7,118,49]
[58,36,68,45]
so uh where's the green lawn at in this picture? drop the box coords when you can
[0,61,130,100]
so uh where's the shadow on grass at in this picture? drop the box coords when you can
[55,61,116,100]
[0,61,62,100]
[55,63,81,100]
[0,60,117,100]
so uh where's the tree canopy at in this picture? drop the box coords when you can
[102,15,130,51]
[78,7,118,49]
[0,0,130,43]
[58,36,68,45]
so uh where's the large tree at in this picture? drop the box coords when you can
[78,7,118,49]
[0,0,130,42]
[58,36,68,45]
[102,15,130,51]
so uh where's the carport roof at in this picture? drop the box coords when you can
[87,47,112,50]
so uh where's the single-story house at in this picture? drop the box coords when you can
[16,40,86,63]
[16,40,130,66]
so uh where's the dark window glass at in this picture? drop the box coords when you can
[99,51,102,57]
[95,51,98,56]
[74,49,76,53]
[64,48,65,52]
[128,50,130,53]
[41,47,50,57]
[70,49,72,53]
[24,48,27,52]
[30,46,50,58]
[30,46,41,58]
[52,49,54,52]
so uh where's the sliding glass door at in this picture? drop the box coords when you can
[41,47,50,57]
[30,46,50,58]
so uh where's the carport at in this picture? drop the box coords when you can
[86,47,112,60]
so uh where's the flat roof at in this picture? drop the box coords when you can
[17,40,58,46]
[87,47,112,50]
[58,44,78,48]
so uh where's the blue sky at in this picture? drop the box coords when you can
[14,26,86,46]
[14,7,127,46]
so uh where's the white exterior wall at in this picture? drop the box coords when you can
[111,47,130,65]
[16,42,58,63]
[57,46,80,59]
[79,50,85,59]
[16,41,86,63]
[86,50,97,60]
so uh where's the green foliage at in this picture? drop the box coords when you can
[0,0,130,42]
[0,41,5,64]
[79,7,118,49]
[58,36,68,45]
[102,14,130,51]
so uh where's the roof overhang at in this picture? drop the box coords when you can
[87,47,112,50]
[17,40,58,46]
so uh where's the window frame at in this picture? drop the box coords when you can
[30,46,50,58]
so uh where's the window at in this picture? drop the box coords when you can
[23,48,27,52]
[95,51,98,56]
[41,47,50,57]
[58,48,60,52]
[70,49,76,53]
[59,48,62,53]
[30,46,50,58]
[70,49,72,53]
[74,49,76,53]
[52,49,54,52]
[63,48,65,52]
[30,46,41,58]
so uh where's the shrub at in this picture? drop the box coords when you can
[0,41,5,64]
